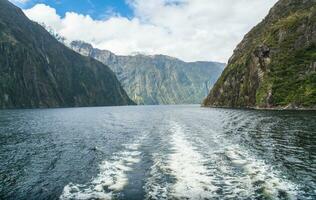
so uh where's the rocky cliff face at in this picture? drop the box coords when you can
[203,0,316,109]
[70,41,225,105]
[0,0,134,108]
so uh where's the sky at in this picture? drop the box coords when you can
[10,0,278,63]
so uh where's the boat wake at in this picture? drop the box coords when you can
[60,121,299,200]
[144,121,298,200]
[223,146,298,199]
[145,121,217,199]
[60,139,144,199]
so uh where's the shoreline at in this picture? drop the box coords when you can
[201,105,316,111]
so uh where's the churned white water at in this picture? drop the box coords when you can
[144,152,170,200]
[168,122,217,199]
[144,121,299,200]
[60,140,143,199]
[145,121,217,199]
[223,146,298,199]
[2,106,314,199]
[60,121,299,200]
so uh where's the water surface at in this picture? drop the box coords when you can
[0,105,315,199]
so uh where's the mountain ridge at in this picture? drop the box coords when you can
[70,40,225,105]
[0,0,135,108]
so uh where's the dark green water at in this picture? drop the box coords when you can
[0,105,315,199]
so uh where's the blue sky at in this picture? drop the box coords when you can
[18,0,133,19]
[18,0,278,62]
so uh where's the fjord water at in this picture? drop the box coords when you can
[0,105,315,199]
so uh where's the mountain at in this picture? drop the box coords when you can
[203,0,316,109]
[70,41,225,105]
[0,0,134,109]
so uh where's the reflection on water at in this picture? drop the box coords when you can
[0,105,315,199]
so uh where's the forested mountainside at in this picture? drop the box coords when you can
[203,0,316,109]
[0,0,134,108]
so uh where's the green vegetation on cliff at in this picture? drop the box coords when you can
[0,0,134,108]
[203,0,316,109]
[70,41,225,105]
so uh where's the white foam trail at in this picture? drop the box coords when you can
[224,146,298,199]
[60,140,143,200]
[144,153,170,200]
[167,122,217,199]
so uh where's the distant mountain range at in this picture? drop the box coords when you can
[203,0,316,110]
[0,0,134,108]
[70,41,225,105]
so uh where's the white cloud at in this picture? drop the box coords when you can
[23,4,62,30]
[23,0,278,62]
[9,0,30,5]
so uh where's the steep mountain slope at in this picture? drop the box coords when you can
[71,41,225,105]
[0,0,134,108]
[203,0,316,109]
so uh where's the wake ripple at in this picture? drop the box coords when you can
[60,139,144,199]
[145,121,216,199]
[145,121,298,200]
[223,146,298,199]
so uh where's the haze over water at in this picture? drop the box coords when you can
[0,105,315,199]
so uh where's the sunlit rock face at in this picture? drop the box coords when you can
[71,41,225,105]
[203,0,316,110]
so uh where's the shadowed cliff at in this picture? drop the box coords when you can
[0,0,135,108]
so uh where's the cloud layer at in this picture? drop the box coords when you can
[10,0,30,4]
[24,0,278,62]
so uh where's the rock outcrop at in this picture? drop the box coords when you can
[0,0,134,108]
[203,0,316,109]
[70,41,225,105]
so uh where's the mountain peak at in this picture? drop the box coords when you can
[70,41,225,105]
